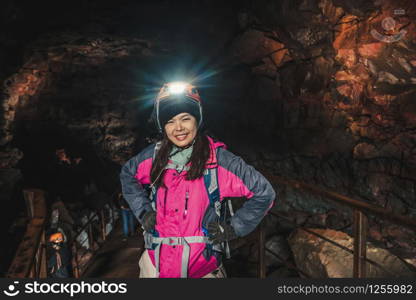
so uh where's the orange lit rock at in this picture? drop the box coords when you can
[352,64,370,81]
[27,74,40,83]
[349,122,361,137]
[333,15,359,50]
[280,52,292,64]
[264,37,287,67]
[336,84,351,97]
[336,102,352,110]
[373,94,395,106]
[17,86,25,95]
[335,48,356,68]
[336,82,363,103]
[323,92,332,104]
[271,48,288,67]
[335,70,357,82]
[318,0,344,25]
[358,43,384,58]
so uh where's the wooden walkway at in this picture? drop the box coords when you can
[81,221,293,278]
[82,222,143,278]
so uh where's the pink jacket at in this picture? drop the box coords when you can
[120,136,275,278]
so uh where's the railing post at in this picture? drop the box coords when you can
[29,263,34,278]
[32,251,38,278]
[100,209,106,241]
[258,220,266,278]
[39,229,47,277]
[353,209,368,278]
[36,243,41,277]
[72,243,80,278]
[23,190,35,219]
[36,229,47,278]
[88,223,94,251]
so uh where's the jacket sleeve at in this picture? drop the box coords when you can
[119,144,155,224]
[217,148,276,237]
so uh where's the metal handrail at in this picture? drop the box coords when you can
[69,204,118,278]
[268,211,396,277]
[6,189,47,278]
[265,248,311,278]
[256,170,416,278]
[264,172,416,230]
[6,188,118,278]
[9,172,416,279]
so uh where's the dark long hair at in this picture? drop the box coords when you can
[150,132,210,187]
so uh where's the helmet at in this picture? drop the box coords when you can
[49,232,64,243]
[156,82,201,103]
[153,81,203,132]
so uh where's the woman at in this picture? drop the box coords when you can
[120,82,276,278]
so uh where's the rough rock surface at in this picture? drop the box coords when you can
[1,32,153,165]
[228,0,416,263]
[288,228,416,278]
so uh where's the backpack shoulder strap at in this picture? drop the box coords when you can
[204,167,220,216]
[149,141,163,209]
[203,147,235,258]
[203,146,221,216]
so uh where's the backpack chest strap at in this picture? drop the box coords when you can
[144,233,211,278]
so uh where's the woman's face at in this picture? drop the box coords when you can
[164,112,198,147]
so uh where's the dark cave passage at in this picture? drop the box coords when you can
[1,0,416,279]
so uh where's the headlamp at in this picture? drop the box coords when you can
[168,82,187,94]
[154,81,203,132]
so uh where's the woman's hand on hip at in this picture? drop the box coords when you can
[207,222,237,244]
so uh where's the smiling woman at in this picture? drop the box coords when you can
[120,81,276,278]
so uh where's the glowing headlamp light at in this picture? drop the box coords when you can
[154,81,202,132]
[168,82,187,94]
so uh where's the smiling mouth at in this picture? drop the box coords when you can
[175,133,188,141]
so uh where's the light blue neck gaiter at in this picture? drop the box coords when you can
[169,145,193,168]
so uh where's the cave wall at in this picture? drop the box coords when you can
[1,33,155,171]
[219,0,416,259]
[226,0,416,216]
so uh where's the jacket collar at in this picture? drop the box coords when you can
[165,135,225,170]
[206,136,226,168]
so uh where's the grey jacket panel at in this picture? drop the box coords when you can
[119,143,156,224]
[217,148,276,237]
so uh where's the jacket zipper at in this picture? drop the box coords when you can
[163,188,168,216]
[183,189,189,217]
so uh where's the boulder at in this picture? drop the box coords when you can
[288,228,416,278]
